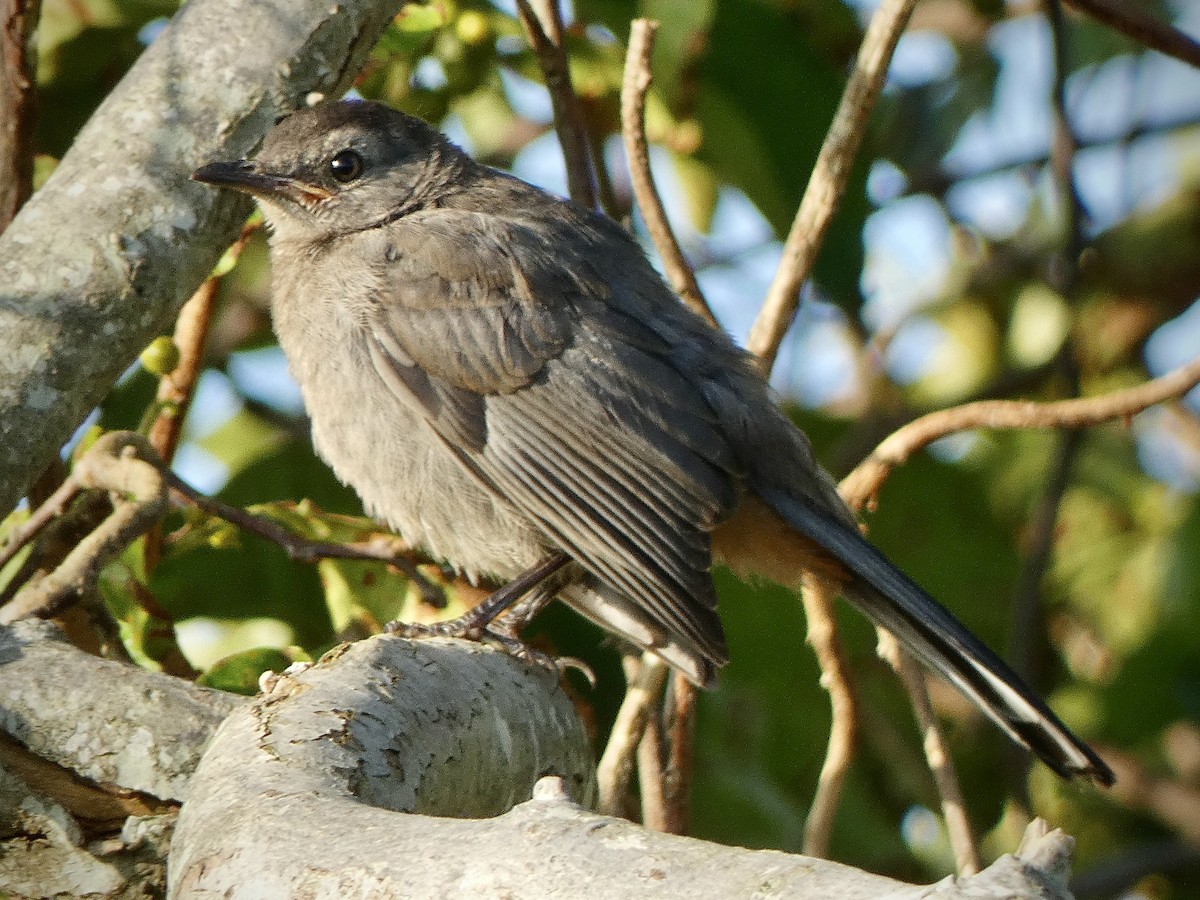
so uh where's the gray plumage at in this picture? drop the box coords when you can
[193,99,1112,785]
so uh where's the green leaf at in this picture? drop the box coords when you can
[198,646,304,695]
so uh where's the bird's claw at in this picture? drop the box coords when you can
[385,616,590,682]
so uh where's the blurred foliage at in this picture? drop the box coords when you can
[19,0,1200,894]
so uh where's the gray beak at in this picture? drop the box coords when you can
[192,160,333,205]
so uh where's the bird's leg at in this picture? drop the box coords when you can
[491,582,557,638]
[386,551,570,647]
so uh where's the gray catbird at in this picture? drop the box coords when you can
[194,99,1112,785]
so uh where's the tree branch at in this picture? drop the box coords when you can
[620,19,716,328]
[799,574,860,859]
[513,0,597,209]
[0,0,39,229]
[597,653,668,818]
[877,631,980,875]
[747,0,919,372]
[0,432,168,625]
[839,355,1200,510]
[1064,0,1200,70]
[0,0,407,518]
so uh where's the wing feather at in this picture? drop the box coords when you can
[364,207,740,662]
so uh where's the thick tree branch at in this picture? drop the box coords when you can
[0,615,1081,898]
[0,0,406,517]
[0,620,240,801]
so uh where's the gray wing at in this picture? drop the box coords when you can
[364,207,742,662]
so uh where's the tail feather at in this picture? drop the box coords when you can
[760,487,1114,786]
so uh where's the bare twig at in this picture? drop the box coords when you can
[799,573,859,858]
[620,20,716,328]
[1009,429,1083,685]
[877,631,980,875]
[637,694,668,830]
[0,0,41,229]
[163,470,444,605]
[148,221,259,467]
[832,356,1200,867]
[999,0,1087,800]
[747,0,919,372]
[636,671,699,834]
[660,673,698,835]
[839,355,1200,510]
[512,0,597,210]
[0,474,82,574]
[0,433,168,624]
[1063,0,1200,70]
[737,0,921,848]
[597,653,669,817]
[144,220,259,574]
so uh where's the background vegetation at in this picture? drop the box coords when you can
[10,0,1200,894]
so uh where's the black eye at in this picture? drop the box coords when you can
[329,149,363,183]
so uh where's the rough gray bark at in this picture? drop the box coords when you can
[168,635,1077,899]
[172,731,1075,899]
[0,620,239,897]
[0,619,240,800]
[0,0,404,516]
[0,620,1078,899]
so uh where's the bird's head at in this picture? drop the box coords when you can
[193,100,464,240]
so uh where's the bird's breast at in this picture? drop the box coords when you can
[267,257,547,582]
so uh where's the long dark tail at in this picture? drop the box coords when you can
[759,487,1114,785]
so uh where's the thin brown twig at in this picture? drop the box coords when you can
[1063,0,1200,70]
[1001,0,1087,802]
[840,355,1200,510]
[0,0,41,230]
[144,221,260,573]
[877,631,981,875]
[163,470,444,605]
[620,19,716,328]
[148,220,260,468]
[747,0,919,372]
[512,0,597,210]
[737,0,920,852]
[0,433,168,625]
[0,475,81,574]
[799,573,859,858]
[660,673,697,835]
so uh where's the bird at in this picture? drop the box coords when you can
[193,99,1113,785]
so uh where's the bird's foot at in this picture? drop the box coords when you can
[385,551,581,678]
[386,616,589,682]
